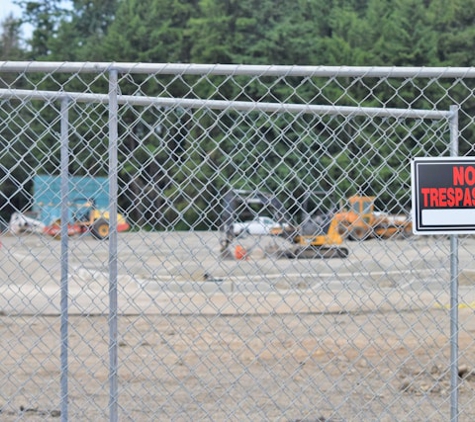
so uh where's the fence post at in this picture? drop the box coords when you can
[449,104,459,422]
[108,69,119,422]
[60,96,70,422]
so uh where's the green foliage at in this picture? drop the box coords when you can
[2,0,475,229]
[0,14,24,60]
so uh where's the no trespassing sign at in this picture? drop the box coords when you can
[411,157,475,234]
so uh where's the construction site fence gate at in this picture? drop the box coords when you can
[1,63,475,421]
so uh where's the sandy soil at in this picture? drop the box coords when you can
[1,232,475,421]
[1,308,475,421]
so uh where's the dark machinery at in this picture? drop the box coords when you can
[220,189,348,259]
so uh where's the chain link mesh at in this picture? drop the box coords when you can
[1,63,475,420]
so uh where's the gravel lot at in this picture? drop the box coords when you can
[1,231,475,420]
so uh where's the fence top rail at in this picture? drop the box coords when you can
[0,88,453,120]
[1,62,475,78]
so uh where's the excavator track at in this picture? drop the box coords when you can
[286,246,349,259]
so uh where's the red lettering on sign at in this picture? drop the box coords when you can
[429,188,438,206]
[468,167,475,185]
[439,188,447,206]
[446,187,455,207]
[455,187,463,205]
[453,166,464,185]
[453,165,475,186]
[464,188,473,206]
[420,186,474,207]
[421,188,429,207]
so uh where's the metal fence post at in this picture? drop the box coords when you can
[60,96,70,422]
[449,104,460,422]
[108,69,119,422]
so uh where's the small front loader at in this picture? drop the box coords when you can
[335,195,412,241]
[43,198,130,240]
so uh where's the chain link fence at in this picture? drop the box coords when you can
[1,63,475,421]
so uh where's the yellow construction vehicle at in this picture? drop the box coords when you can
[44,198,130,240]
[285,216,348,258]
[282,190,348,258]
[335,195,412,241]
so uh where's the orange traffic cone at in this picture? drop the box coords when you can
[234,245,248,260]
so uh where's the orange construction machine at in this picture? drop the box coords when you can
[335,195,412,241]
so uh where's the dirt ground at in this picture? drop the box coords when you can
[1,232,475,421]
[1,308,475,421]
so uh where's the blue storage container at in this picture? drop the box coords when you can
[32,175,109,225]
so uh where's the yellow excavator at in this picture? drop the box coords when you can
[286,217,348,258]
[282,191,348,258]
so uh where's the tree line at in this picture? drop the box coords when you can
[0,0,474,229]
